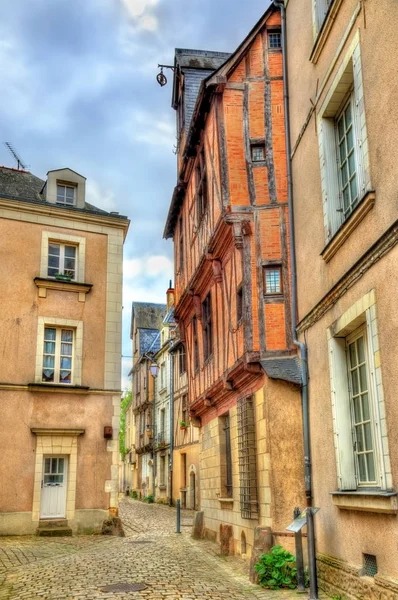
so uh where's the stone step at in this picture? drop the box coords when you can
[36,526,72,537]
[39,519,68,528]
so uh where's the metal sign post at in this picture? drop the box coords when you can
[286,507,320,599]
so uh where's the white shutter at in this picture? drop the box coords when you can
[329,337,357,490]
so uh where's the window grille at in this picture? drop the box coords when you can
[264,266,282,295]
[363,554,378,577]
[268,31,281,49]
[237,396,259,519]
[251,145,265,162]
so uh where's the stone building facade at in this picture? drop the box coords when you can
[285,0,398,596]
[0,166,128,534]
[153,288,175,503]
[128,301,165,499]
[164,6,306,559]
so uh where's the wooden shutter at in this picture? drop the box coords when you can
[329,337,357,490]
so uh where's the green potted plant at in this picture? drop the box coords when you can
[55,272,72,282]
[180,421,188,430]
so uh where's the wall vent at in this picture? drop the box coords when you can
[363,554,378,577]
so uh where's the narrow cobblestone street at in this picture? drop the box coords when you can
[0,499,324,600]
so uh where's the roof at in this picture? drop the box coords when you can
[163,306,175,324]
[0,166,127,219]
[131,302,166,333]
[173,49,231,134]
[164,5,276,239]
[260,357,302,386]
[140,329,161,355]
[0,167,45,201]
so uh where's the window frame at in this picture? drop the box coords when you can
[195,147,208,225]
[328,292,392,492]
[179,345,186,376]
[56,182,77,207]
[35,317,83,386]
[346,326,378,487]
[237,285,243,324]
[42,326,74,385]
[178,215,184,274]
[192,315,200,373]
[47,242,78,280]
[268,30,281,50]
[40,232,86,282]
[202,293,213,363]
[317,38,372,245]
[263,265,283,296]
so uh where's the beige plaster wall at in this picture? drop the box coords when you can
[285,0,398,587]
[0,219,107,388]
[303,252,398,578]
[0,390,114,517]
[286,0,398,316]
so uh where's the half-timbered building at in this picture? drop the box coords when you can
[164,6,306,560]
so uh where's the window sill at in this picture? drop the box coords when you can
[310,0,345,64]
[28,383,89,394]
[321,191,375,263]
[34,277,93,302]
[217,497,234,509]
[330,490,398,514]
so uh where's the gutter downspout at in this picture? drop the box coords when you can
[271,2,318,598]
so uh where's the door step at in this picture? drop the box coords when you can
[37,519,72,536]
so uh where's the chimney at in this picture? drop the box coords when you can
[166,280,174,311]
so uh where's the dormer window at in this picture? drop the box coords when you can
[56,183,76,206]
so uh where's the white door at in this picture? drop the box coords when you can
[40,456,68,519]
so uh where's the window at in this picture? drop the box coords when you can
[268,31,281,49]
[202,293,213,362]
[47,243,77,279]
[336,98,358,220]
[237,285,243,323]
[251,144,265,162]
[160,362,166,389]
[35,317,82,386]
[328,292,392,491]
[182,394,188,426]
[318,41,371,243]
[179,345,186,375]
[160,455,166,486]
[40,232,85,282]
[347,330,376,485]
[42,327,74,384]
[56,184,76,206]
[181,453,187,488]
[192,316,199,373]
[135,368,140,394]
[196,147,208,224]
[237,396,259,519]
[264,266,282,295]
[179,216,184,273]
[220,414,233,498]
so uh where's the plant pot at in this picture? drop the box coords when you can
[55,274,72,282]
[180,426,187,431]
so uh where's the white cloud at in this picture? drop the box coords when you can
[120,0,159,31]
[122,254,173,305]
[86,179,117,213]
[117,108,175,150]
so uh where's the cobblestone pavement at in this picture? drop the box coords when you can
[0,499,328,600]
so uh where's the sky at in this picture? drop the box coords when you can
[0,0,268,388]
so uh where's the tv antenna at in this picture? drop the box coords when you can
[4,142,29,170]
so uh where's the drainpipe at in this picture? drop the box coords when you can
[152,360,156,500]
[169,348,174,506]
[271,2,318,598]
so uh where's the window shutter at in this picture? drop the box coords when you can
[314,0,329,32]
[329,337,357,490]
